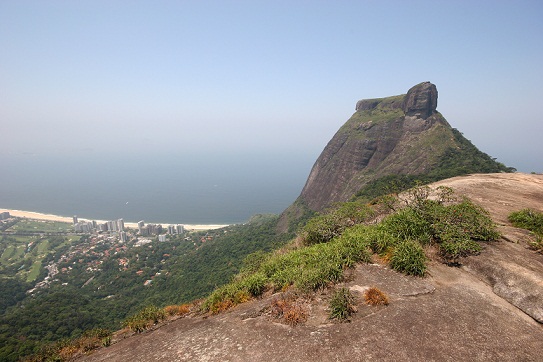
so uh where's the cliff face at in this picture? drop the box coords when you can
[284,82,510,219]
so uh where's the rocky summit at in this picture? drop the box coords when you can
[283,82,510,222]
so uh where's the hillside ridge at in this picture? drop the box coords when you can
[79,173,543,362]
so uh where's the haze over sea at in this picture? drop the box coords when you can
[1,151,313,225]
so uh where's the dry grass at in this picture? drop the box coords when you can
[364,287,389,306]
[164,304,191,316]
[270,296,308,326]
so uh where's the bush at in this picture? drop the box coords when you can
[439,238,481,262]
[509,208,543,253]
[300,202,374,245]
[390,240,427,276]
[329,287,356,321]
[378,208,432,245]
[508,209,543,235]
[364,287,389,306]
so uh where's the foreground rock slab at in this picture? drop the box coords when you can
[80,262,543,362]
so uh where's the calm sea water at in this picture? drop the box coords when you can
[1,152,314,224]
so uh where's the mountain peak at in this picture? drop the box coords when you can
[279,82,512,230]
[402,81,438,118]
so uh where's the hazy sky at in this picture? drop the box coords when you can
[1,1,542,172]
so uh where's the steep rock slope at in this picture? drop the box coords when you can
[290,82,510,216]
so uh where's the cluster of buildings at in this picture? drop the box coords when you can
[73,216,185,243]
[137,220,184,238]
[73,216,125,235]
[0,211,11,220]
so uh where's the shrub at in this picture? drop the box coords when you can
[390,240,427,276]
[300,202,375,245]
[238,250,269,276]
[329,287,356,321]
[364,287,389,306]
[509,208,543,254]
[439,238,481,262]
[378,208,433,245]
[508,209,543,235]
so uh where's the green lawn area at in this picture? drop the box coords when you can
[1,245,16,264]
[12,245,25,260]
[26,259,42,282]
[36,239,50,254]
[8,219,73,233]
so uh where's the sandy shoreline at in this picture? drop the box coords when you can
[0,209,229,231]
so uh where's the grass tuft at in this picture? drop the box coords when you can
[329,287,356,321]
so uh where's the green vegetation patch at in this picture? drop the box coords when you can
[389,240,427,276]
[508,208,543,253]
[202,186,499,312]
[122,305,166,333]
[300,202,375,245]
[26,259,43,282]
[7,219,73,233]
[202,228,373,313]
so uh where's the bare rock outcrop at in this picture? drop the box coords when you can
[401,81,438,118]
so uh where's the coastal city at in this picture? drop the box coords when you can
[72,215,185,243]
[1,210,223,297]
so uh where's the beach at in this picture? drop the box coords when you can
[0,209,229,231]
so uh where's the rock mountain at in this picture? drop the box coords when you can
[282,82,510,227]
[76,84,543,362]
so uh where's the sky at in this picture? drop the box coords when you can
[1,0,542,172]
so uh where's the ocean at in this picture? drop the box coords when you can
[1,151,314,224]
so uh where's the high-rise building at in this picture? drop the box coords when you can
[138,221,145,234]
[120,231,127,243]
[74,221,92,233]
[168,225,175,234]
[176,224,185,234]
[117,219,124,231]
[107,220,116,232]
[73,215,78,225]
[158,234,167,242]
